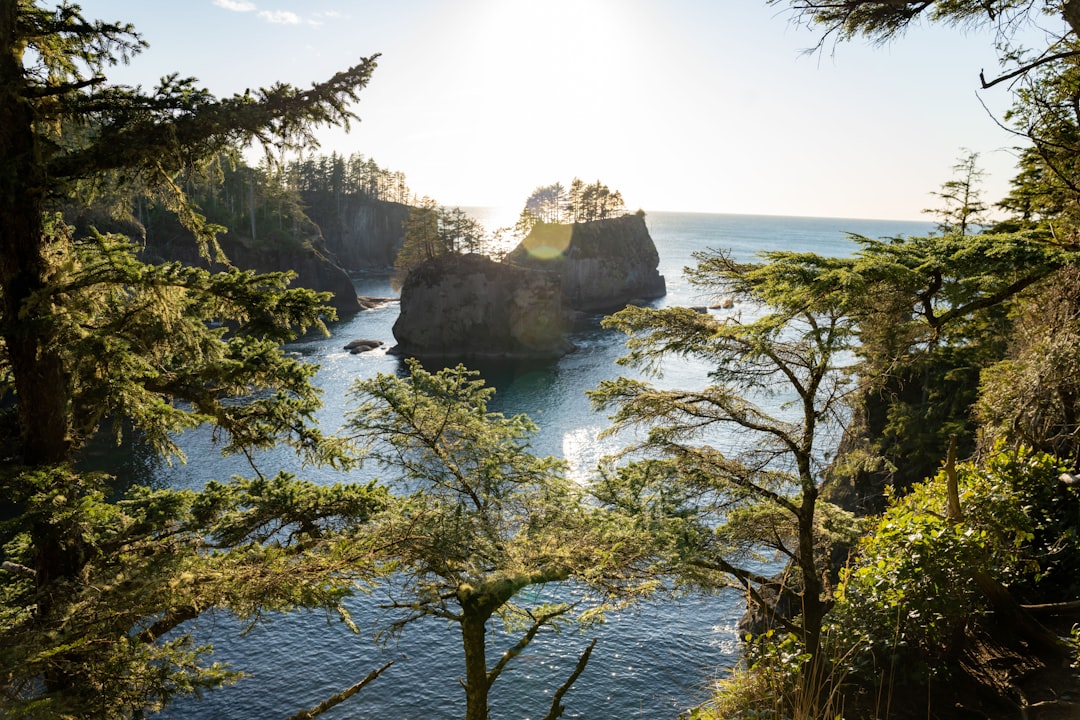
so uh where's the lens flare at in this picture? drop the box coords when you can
[521,223,572,260]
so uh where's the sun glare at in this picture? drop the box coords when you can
[416,0,652,208]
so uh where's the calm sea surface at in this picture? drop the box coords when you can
[154,211,931,719]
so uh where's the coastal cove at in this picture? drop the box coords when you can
[152,211,932,720]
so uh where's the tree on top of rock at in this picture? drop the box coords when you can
[524,182,568,223]
[567,178,626,223]
[393,198,489,287]
[515,178,628,236]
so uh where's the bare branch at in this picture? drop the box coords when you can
[541,639,598,720]
[284,661,394,720]
[980,49,1080,89]
[487,605,574,687]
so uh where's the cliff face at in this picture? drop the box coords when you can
[392,213,666,359]
[68,195,409,318]
[129,212,362,316]
[216,239,361,316]
[393,253,572,359]
[302,193,410,270]
[506,212,666,313]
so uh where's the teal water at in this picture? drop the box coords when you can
[156,211,931,719]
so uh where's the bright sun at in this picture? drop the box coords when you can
[407,0,652,210]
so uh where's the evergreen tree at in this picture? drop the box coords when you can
[590,248,863,704]
[593,229,1074,710]
[393,201,488,287]
[977,264,1080,464]
[347,361,658,720]
[0,3,388,716]
[523,178,627,225]
[924,149,988,235]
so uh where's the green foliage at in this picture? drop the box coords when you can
[591,245,862,704]
[346,360,659,720]
[1,221,339,465]
[0,467,389,719]
[810,230,1073,502]
[776,1,1080,240]
[923,149,988,236]
[392,200,488,287]
[692,629,849,720]
[286,151,410,204]
[999,56,1080,239]
[773,1,1060,51]
[828,447,1079,684]
[347,359,661,611]
[977,265,1080,463]
[0,3,387,716]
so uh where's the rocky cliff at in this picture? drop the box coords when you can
[392,213,666,359]
[302,193,410,270]
[130,214,362,317]
[66,195,409,318]
[214,238,361,316]
[506,212,666,313]
[392,253,572,360]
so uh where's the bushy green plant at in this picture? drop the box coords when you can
[828,446,1078,686]
[691,630,848,720]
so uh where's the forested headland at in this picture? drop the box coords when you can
[3,3,1080,720]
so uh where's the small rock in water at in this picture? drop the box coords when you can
[344,339,383,354]
[357,296,397,310]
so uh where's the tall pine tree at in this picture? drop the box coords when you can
[0,3,388,717]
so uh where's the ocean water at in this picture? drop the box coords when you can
[155,211,931,719]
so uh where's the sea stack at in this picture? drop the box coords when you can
[392,253,573,359]
[505,211,666,313]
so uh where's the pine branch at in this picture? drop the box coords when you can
[486,605,573,688]
[283,661,393,720]
[541,639,597,720]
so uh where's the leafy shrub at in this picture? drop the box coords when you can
[828,446,1079,685]
[691,630,848,720]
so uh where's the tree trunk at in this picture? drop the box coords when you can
[1065,0,1080,37]
[797,497,825,661]
[461,611,491,720]
[0,5,80,627]
[0,4,73,468]
[796,451,827,697]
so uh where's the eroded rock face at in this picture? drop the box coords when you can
[304,194,410,270]
[218,239,361,316]
[77,208,364,316]
[393,213,667,359]
[506,212,666,313]
[392,253,572,359]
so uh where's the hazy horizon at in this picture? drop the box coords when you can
[80,1,1025,222]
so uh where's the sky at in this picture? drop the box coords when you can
[76,1,1033,221]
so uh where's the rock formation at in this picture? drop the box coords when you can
[212,238,361,316]
[392,253,572,360]
[344,339,384,354]
[303,194,410,270]
[392,213,666,359]
[506,212,666,313]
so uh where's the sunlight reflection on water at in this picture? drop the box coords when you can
[158,211,933,719]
